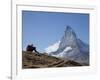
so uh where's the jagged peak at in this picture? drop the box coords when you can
[65,25,73,31]
[63,25,77,39]
[65,25,74,33]
[45,25,89,65]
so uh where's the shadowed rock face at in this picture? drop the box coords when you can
[22,51,82,69]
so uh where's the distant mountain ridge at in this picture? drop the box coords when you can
[45,26,89,65]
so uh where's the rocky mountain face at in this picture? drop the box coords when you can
[45,26,89,65]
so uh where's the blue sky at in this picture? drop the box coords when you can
[22,11,89,52]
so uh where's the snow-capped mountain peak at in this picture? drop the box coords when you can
[44,26,89,65]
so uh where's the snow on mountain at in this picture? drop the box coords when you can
[53,47,72,58]
[44,26,89,65]
[44,41,60,53]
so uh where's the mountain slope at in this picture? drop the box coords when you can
[22,51,82,68]
[45,26,89,65]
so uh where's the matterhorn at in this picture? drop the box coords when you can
[45,26,89,65]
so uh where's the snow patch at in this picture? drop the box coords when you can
[63,47,72,52]
[56,47,72,58]
[44,41,60,53]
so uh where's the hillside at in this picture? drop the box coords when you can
[22,51,82,69]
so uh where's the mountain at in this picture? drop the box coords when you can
[45,26,89,65]
[22,51,82,68]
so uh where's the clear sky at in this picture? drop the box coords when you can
[22,11,89,52]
